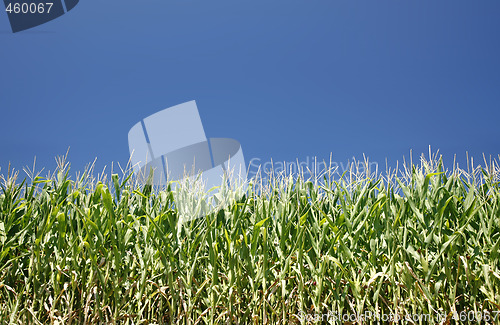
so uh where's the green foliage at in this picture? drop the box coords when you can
[1,154,500,324]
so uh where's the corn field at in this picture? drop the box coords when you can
[1,153,500,324]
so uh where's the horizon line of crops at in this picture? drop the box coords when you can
[1,152,500,324]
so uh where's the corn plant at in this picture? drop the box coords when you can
[0,152,500,324]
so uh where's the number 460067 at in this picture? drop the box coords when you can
[5,2,53,14]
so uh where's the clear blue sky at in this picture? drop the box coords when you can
[1,0,499,177]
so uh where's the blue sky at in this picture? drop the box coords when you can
[1,0,499,177]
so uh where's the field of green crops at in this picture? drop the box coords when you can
[1,154,500,324]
